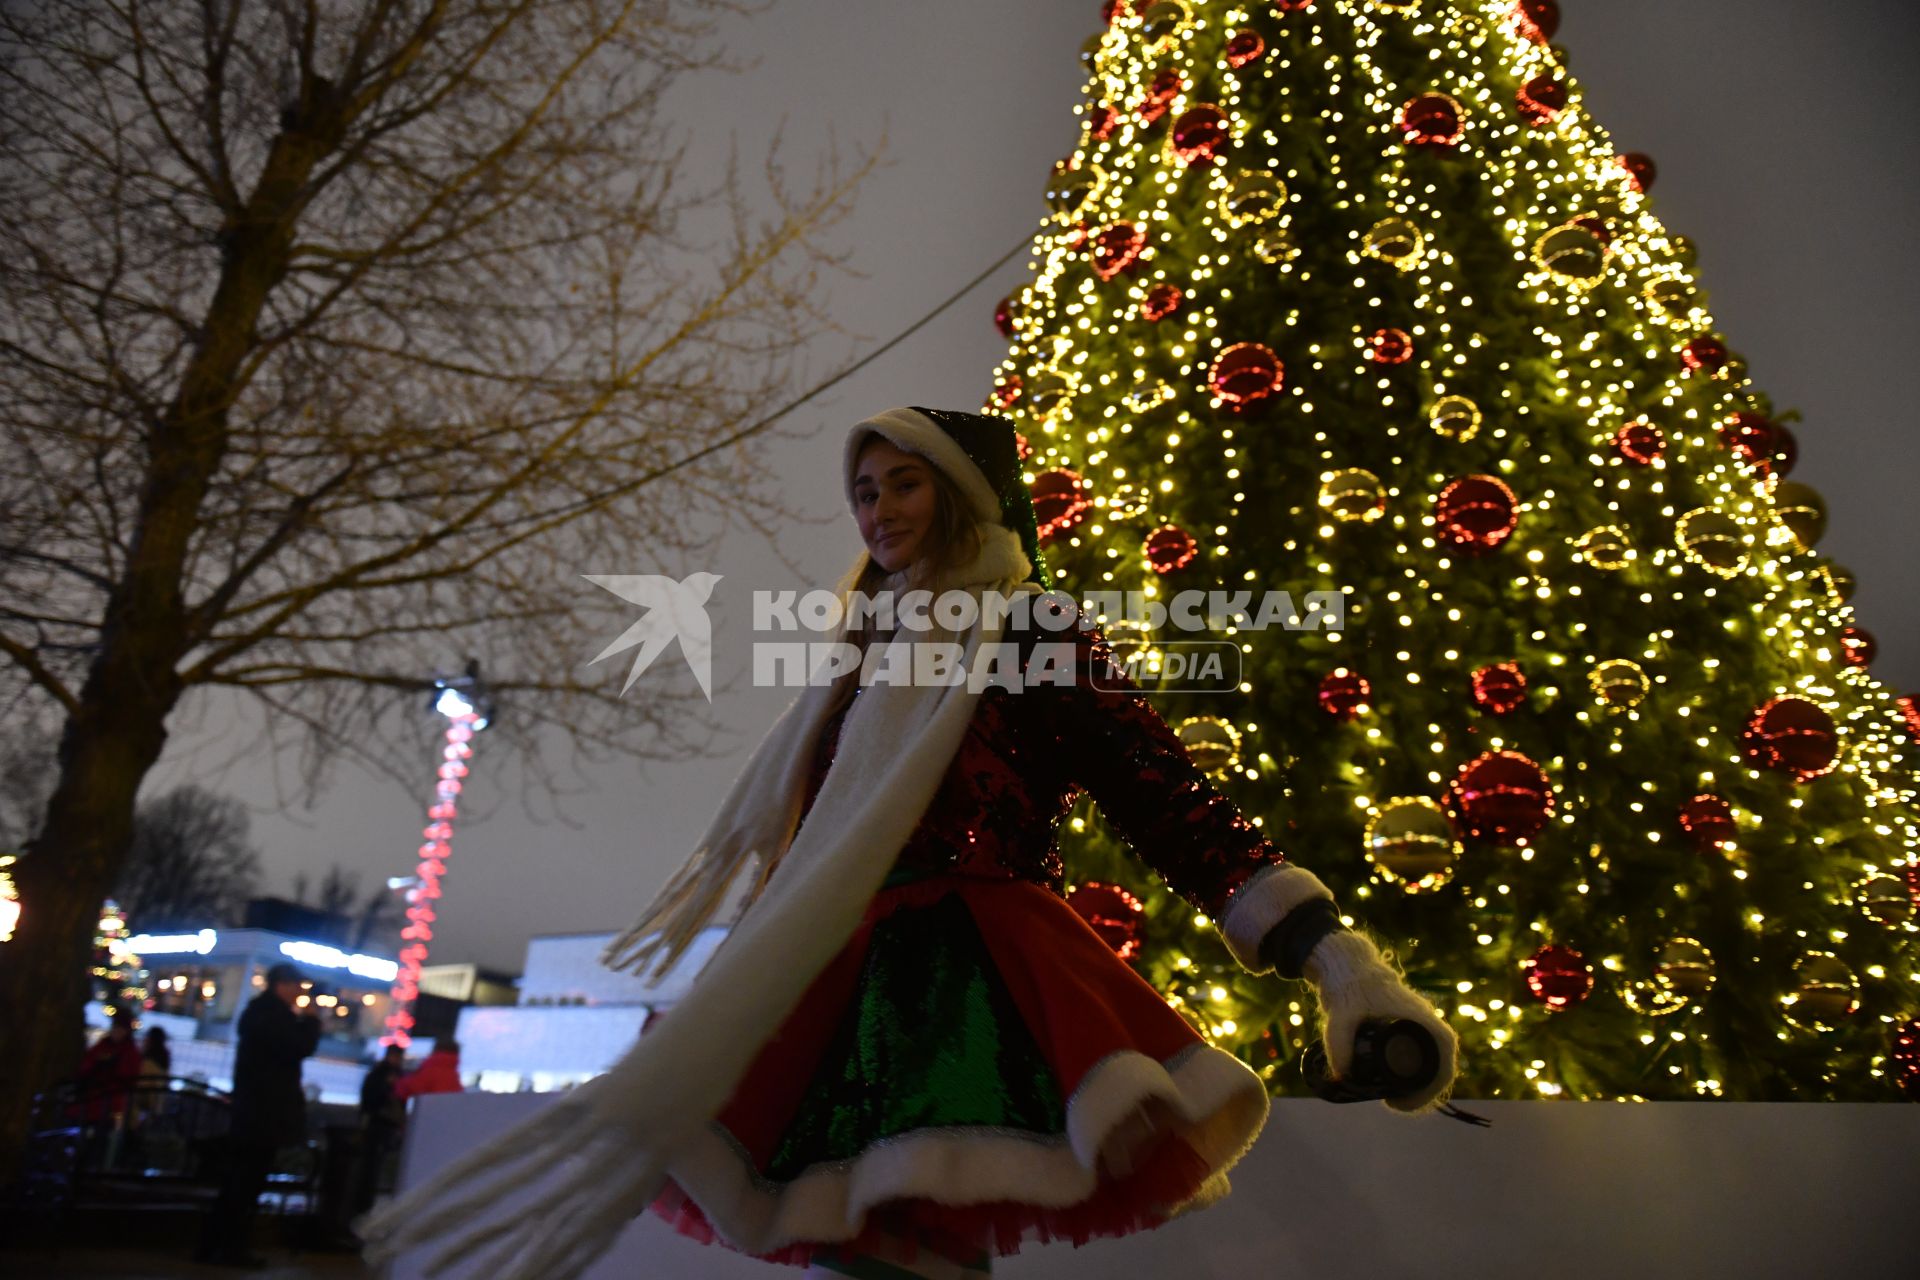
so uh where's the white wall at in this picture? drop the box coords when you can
[516,928,725,1007]
[385,1094,1920,1280]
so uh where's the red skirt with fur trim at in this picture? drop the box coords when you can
[650,872,1270,1267]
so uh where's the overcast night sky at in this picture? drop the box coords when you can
[148,1,1920,975]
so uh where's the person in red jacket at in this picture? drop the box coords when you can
[393,1039,464,1102]
[76,1007,143,1126]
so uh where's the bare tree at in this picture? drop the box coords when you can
[291,864,408,949]
[115,785,263,929]
[0,0,870,1171]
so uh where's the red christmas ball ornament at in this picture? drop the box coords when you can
[1171,104,1230,165]
[1471,662,1528,715]
[1897,694,1920,745]
[1209,341,1285,405]
[1318,668,1372,720]
[989,375,1022,410]
[1400,93,1464,148]
[1367,327,1415,365]
[1840,627,1877,667]
[1031,468,1090,542]
[1139,66,1185,125]
[1092,221,1147,280]
[1894,1019,1920,1097]
[1516,74,1568,126]
[1447,749,1554,843]
[1140,282,1184,321]
[993,295,1019,338]
[1066,880,1146,960]
[1740,696,1840,782]
[1719,411,1776,468]
[1102,0,1130,26]
[1769,423,1798,477]
[1087,104,1120,141]
[1225,29,1266,67]
[1273,0,1315,11]
[1614,420,1665,465]
[1571,215,1613,245]
[1145,523,1198,574]
[1682,335,1731,375]
[1677,794,1737,852]
[1516,0,1561,42]
[1435,475,1519,552]
[1619,152,1658,192]
[1524,944,1593,1011]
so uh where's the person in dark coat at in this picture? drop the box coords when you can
[352,1044,408,1216]
[195,962,321,1268]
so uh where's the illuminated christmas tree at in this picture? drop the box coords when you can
[1000,0,1920,1099]
[90,900,143,1018]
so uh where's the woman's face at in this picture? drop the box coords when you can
[852,437,938,572]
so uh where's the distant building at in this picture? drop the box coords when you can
[95,898,520,1105]
[455,928,726,1093]
[412,962,519,1042]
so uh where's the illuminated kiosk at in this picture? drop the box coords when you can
[106,918,401,1103]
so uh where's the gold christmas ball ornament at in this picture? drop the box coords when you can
[1103,616,1156,664]
[1101,481,1152,522]
[1657,937,1716,1000]
[1644,278,1701,325]
[1590,658,1649,710]
[1027,371,1075,419]
[1251,227,1300,264]
[1123,380,1177,416]
[1574,525,1632,570]
[1677,508,1750,578]
[1362,216,1425,270]
[1428,395,1482,442]
[1823,564,1857,603]
[1140,0,1191,49]
[1364,797,1460,891]
[1045,159,1103,217]
[1858,874,1915,927]
[1319,468,1387,523]
[1771,481,1828,551]
[1177,715,1242,774]
[1783,953,1859,1030]
[1533,221,1610,289]
[1220,169,1288,228]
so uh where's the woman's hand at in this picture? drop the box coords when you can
[1303,930,1459,1113]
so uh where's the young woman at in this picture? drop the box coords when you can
[362,408,1456,1280]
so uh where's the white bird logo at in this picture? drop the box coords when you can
[583,572,723,700]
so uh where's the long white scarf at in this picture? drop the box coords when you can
[360,524,1037,1280]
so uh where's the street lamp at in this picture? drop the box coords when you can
[382,661,495,1047]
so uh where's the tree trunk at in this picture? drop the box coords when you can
[0,98,349,1187]
[0,666,179,1187]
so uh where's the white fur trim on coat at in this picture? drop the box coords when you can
[1216,862,1336,973]
[658,1041,1269,1256]
[846,407,1003,525]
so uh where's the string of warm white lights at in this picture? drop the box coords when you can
[998,0,1918,1100]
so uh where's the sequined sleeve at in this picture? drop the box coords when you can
[1027,624,1285,917]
